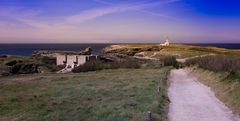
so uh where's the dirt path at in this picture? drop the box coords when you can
[168,69,240,121]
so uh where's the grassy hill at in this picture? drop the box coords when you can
[0,68,171,121]
[102,44,240,59]
[102,44,240,117]
[1,44,239,120]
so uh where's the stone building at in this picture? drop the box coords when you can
[56,54,98,69]
[32,47,98,73]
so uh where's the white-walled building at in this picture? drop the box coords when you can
[33,47,96,73]
[56,54,98,69]
[160,38,170,46]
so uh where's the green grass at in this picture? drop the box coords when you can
[0,68,171,121]
[107,44,240,59]
[188,67,240,115]
[161,44,240,57]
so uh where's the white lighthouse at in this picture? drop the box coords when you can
[160,37,170,46]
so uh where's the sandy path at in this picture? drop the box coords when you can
[168,69,240,121]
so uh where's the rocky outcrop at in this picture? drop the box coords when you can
[3,59,40,74]
[101,45,162,56]
[100,45,163,63]
[32,47,92,57]
[0,55,8,58]
[10,63,39,74]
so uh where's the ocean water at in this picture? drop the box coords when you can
[0,43,239,56]
[0,44,111,56]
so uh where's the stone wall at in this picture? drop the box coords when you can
[56,55,66,65]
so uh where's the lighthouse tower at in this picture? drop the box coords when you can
[160,37,170,46]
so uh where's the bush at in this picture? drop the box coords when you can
[10,63,39,74]
[160,56,178,67]
[39,57,64,72]
[185,55,240,72]
[185,55,240,79]
[5,60,18,66]
[72,60,141,73]
[41,56,56,65]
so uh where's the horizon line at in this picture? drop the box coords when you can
[0,42,240,44]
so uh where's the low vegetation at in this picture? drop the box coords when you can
[163,44,240,57]
[0,56,39,75]
[102,44,240,60]
[0,56,63,76]
[72,60,141,73]
[185,55,240,79]
[160,56,178,67]
[0,68,171,121]
[185,54,240,115]
[72,55,178,73]
[38,56,64,72]
[188,67,240,115]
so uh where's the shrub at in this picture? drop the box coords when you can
[10,63,39,74]
[41,56,56,65]
[160,56,178,67]
[5,60,18,66]
[72,60,141,73]
[39,57,64,72]
[186,55,240,72]
[185,55,240,79]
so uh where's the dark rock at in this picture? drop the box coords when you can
[5,60,18,66]
[101,46,162,56]
[0,55,8,58]
[10,64,39,74]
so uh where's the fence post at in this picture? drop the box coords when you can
[145,111,152,121]
[157,85,160,92]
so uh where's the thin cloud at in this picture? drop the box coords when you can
[0,0,179,29]
[93,0,180,19]
[0,6,41,18]
[0,6,44,29]
[93,0,112,5]
[0,0,181,41]
[17,1,171,29]
[65,1,166,24]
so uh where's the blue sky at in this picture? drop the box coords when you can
[0,0,239,43]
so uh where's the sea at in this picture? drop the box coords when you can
[0,43,240,56]
[0,44,110,56]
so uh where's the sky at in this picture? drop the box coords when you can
[0,0,240,43]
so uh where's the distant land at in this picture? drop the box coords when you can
[0,43,240,56]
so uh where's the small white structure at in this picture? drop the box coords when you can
[160,37,170,46]
[56,54,98,73]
